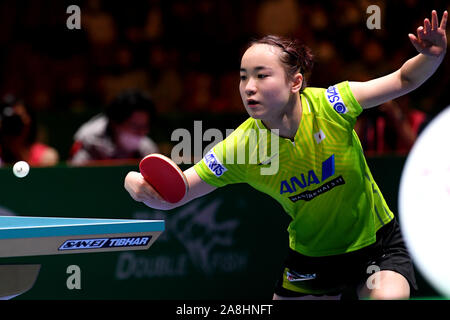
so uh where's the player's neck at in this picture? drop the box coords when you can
[262,93,302,140]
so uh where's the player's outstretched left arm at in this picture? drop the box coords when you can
[349,10,447,109]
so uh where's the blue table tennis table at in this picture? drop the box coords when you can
[0,216,165,299]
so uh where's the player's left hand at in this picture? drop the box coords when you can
[409,10,447,57]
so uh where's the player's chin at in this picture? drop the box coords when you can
[244,105,266,119]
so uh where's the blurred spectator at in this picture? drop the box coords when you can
[83,0,117,48]
[69,89,159,165]
[355,99,427,156]
[0,94,59,166]
[0,0,448,157]
[97,45,152,104]
[256,0,301,36]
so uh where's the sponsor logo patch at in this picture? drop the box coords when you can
[204,150,227,177]
[288,176,345,202]
[59,236,152,251]
[286,270,317,282]
[326,85,348,114]
[280,154,336,195]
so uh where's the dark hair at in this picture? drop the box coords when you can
[249,35,314,91]
[105,89,156,125]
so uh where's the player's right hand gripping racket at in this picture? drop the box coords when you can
[139,154,188,203]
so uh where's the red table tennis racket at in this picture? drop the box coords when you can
[139,154,188,203]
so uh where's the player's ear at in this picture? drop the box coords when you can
[291,73,303,93]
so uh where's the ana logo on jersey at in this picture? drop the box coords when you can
[280,154,335,194]
[326,85,348,114]
[280,154,346,202]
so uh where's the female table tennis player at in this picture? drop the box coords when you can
[124,10,447,300]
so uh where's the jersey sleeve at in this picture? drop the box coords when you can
[194,131,248,188]
[321,81,363,129]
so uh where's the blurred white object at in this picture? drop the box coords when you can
[399,106,450,298]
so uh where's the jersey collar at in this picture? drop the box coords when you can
[253,93,312,142]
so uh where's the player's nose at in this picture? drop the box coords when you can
[245,78,257,96]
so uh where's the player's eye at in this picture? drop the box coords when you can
[240,75,247,81]
[257,74,269,79]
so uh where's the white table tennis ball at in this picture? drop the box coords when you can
[13,161,30,178]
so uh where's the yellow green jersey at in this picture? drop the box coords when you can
[194,81,394,257]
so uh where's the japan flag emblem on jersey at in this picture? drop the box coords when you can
[314,129,326,144]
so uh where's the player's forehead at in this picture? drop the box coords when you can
[240,44,283,71]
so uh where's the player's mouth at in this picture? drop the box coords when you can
[247,99,261,108]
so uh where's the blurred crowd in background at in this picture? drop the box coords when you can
[0,0,449,166]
